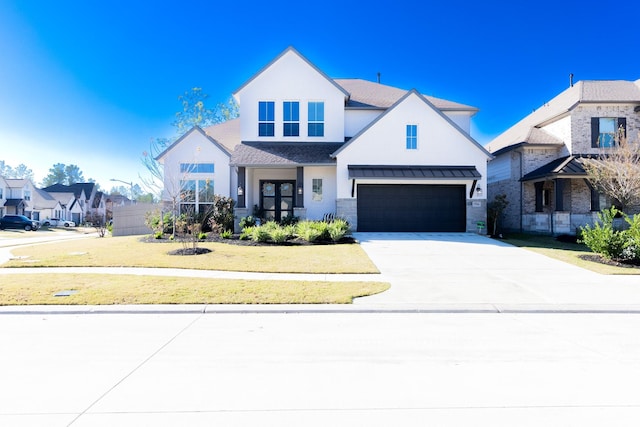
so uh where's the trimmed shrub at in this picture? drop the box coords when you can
[328,218,349,242]
[580,207,627,259]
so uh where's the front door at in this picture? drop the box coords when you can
[260,180,295,222]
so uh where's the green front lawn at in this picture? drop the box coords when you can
[502,233,640,275]
[3,235,379,274]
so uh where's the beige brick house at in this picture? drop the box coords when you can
[486,79,640,234]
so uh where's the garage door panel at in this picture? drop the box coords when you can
[357,184,466,232]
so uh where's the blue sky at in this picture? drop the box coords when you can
[1,0,639,191]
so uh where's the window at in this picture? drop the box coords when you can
[308,101,324,137]
[312,178,323,201]
[0,187,3,199]
[591,117,626,148]
[198,179,214,203]
[259,101,275,136]
[406,125,417,150]
[24,190,31,201]
[283,101,299,137]
[180,163,214,173]
[180,180,196,202]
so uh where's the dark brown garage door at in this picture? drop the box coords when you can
[357,184,466,232]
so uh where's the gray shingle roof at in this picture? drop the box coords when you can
[204,118,241,154]
[488,79,640,154]
[335,78,478,111]
[231,142,345,166]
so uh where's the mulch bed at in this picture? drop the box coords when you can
[578,254,640,269]
[140,234,356,247]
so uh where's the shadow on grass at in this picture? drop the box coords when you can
[502,233,592,253]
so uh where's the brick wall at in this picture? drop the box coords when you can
[571,104,640,154]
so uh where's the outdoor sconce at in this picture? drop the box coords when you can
[475,186,483,196]
[297,186,303,195]
[237,186,244,196]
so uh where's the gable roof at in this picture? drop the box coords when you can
[43,182,94,199]
[155,126,234,161]
[332,89,492,158]
[336,78,478,112]
[487,79,640,154]
[233,46,350,100]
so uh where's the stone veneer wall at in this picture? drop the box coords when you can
[466,199,487,234]
[336,198,357,231]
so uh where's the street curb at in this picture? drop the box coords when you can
[4,303,640,315]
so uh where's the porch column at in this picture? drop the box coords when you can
[584,179,599,211]
[554,179,565,211]
[534,182,544,212]
[295,167,304,208]
[237,167,246,208]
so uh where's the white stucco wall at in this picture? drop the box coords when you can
[236,50,346,142]
[443,111,473,135]
[335,92,489,199]
[159,130,231,201]
[344,109,382,138]
[303,166,337,220]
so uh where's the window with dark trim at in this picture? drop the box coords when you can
[308,102,324,137]
[283,101,299,137]
[259,101,275,136]
[591,117,626,148]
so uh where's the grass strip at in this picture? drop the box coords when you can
[0,273,390,305]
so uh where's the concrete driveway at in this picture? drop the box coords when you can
[353,232,640,309]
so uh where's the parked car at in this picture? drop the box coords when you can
[41,218,76,227]
[0,215,39,231]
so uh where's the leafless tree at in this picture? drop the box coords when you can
[583,129,640,213]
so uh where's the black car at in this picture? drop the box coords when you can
[0,215,39,231]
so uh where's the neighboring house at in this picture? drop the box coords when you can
[43,182,105,224]
[486,79,640,234]
[4,179,35,217]
[158,47,492,232]
[105,193,133,221]
[0,176,7,217]
[30,188,63,221]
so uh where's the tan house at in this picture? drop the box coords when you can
[486,79,640,234]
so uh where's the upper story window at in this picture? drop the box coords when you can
[258,101,275,137]
[0,187,3,199]
[180,163,215,173]
[24,190,31,201]
[308,102,324,137]
[283,101,300,137]
[591,117,626,148]
[406,125,418,150]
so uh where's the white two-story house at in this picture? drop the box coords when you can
[487,79,640,234]
[157,47,492,232]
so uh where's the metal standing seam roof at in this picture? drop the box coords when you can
[348,165,481,179]
[520,156,588,182]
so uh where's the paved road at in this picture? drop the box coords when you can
[1,311,640,426]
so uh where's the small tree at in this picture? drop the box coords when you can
[582,129,640,213]
[487,194,509,236]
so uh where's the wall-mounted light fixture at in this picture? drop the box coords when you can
[237,186,244,196]
[297,186,303,195]
[475,186,482,196]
